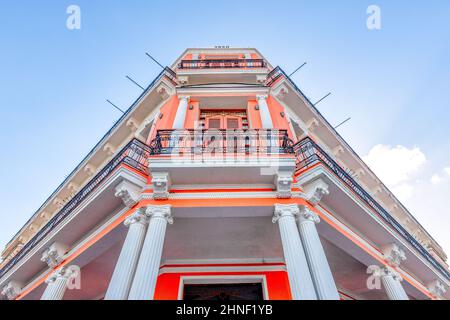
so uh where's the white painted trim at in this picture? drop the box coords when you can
[161,265,286,275]
[170,184,274,190]
[176,87,269,96]
[177,275,269,300]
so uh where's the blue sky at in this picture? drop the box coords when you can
[0,1,449,259]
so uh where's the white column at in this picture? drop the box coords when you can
[377,267,409,300]
[41,266,77,300]
[104,208,149,300]
[257,95,273,129]
[173,96,190,129]
[128,205,173,300]
[297,206,339,300]
[273,204,317,300]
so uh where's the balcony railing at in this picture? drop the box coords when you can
[266,67,284,86]
[162,66,178,85]
[178,59,268,70]
[294,137,450,279]
[0,139,150,279]
[149,129,294,156]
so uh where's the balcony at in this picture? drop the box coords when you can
[294,137,450,279]
[178,59,267,70]
[0,139,150,279]
[149,129,294,156]
[148,129,296,188]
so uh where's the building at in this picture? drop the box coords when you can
[0,47,448,300]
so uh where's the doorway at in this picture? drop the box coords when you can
[183,283,264,300]
[199,110,249,130]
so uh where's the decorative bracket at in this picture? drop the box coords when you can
[40,242,69,268]
[115,180,142,208]
[303,178,330,205]
[151,172,171,200]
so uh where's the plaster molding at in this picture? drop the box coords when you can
[145,205,173,224]
[381,243,406,268]
[151,172,171,200]
[256,75,267,84]
[332,145,345,157]
[103,143,117,157]
[1,281,22,300]
[303,178,330,206]
[272,83,289,100]
[114,180,141,208]
[84,164,97,177]
[40,242,69,268]
[274,171,294,199]
[157,82,174,100]
[124,207,149,227]
[126,118,139,133]
[306,118,319,132]
[46,265,77,284]
[273,204,300,223]
[427,280,447,299]
[298,205,320,224]
[177,76,189,85]
[67,182,80,194]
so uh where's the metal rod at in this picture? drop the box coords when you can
[126,76,145,91]
[288,62,307,77]
[313,92,332,106]
[145,52,165,69]
[106,99,125,114]
[334,117,351,129]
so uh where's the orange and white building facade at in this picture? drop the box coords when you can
[0,47,448,300]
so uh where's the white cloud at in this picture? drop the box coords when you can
[431,174,443,185]
[363,144,426,201]
[363,144,450,258]
[445,167,450,176]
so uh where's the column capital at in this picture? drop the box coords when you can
[273,204,300,223]
[178,95,190,102]
[427,280,446,299]
[1,281,22,300]
[256,94,268,101]
[374,266,403,282]
[145,205,173,224]
[124,208,149,227]
[46,266,78,284]
[298,205,320,224]
[381,243,406,268]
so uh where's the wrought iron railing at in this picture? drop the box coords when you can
[0,139,150,279]
[266,66,284,86]
[178,59,268,70]
[149,129,294,156]
[294,137,450,279]
[162,67,178,85]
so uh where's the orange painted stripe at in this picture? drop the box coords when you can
[170,188,274,193]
